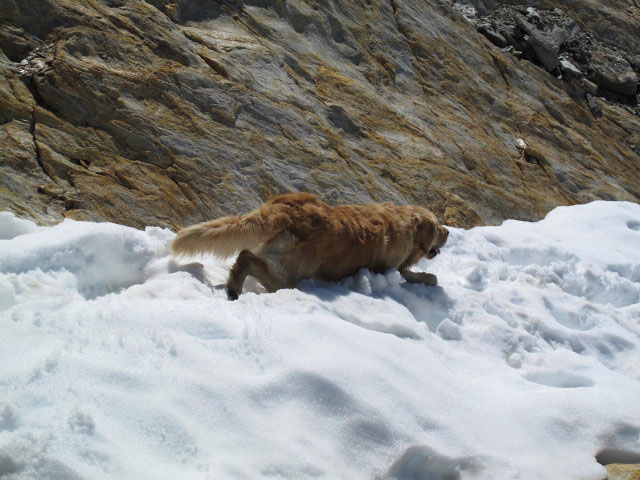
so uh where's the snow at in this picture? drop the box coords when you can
[1,201,639,480]
[0,212,40,240]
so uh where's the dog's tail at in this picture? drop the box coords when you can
[170,205,292,258]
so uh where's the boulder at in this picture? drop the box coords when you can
[478,26,508,48]
[515,15,560,71]
[589,48,638,97]
[586,93,603,117]
[560,58,582,76]
[583,79,599,95]
[604,463,640,480]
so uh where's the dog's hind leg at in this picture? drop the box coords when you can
[226,250,286,300]
[400,269,438,286]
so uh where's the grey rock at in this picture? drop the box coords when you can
[466,0,640,63]
[453,2,478,20]
[479,27,508,48]
[583,79,599,95]
[604,463,640,480]
[559,57,583,94]
[326,104,363,136]
[560,58,582,76]
[589,48,638,97]
[627,55,640,72]
[546,21,579,51]
[526,7,540,20]
[476,3,638,109]
[586,93,603,117]
[515,15,560,71]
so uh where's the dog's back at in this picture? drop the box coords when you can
[263,195,428,281]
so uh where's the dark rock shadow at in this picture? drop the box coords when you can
[596,448,640,466]
[596,422,640,466]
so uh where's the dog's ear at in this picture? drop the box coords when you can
[412,213,436,249]
[436,225,449,247]
[412,211,436,230]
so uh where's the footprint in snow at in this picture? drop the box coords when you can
[627,220,640,232]
[524,371,594,388]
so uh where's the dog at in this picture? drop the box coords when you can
[170,193,449,299]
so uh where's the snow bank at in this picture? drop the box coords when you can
[1,203,639,480]
[0,212,40,240]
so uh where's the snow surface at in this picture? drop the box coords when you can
[1,201,640,480]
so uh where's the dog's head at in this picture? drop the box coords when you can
[412,208,449,260]
[426,225,449,259]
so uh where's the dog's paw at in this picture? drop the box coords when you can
[419,273,438,286]
[401,271,438,286]
[410,272,437,286]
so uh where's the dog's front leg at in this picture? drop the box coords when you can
[227,250,281,300]
[400,269,438,286]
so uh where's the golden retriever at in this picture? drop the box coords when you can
[170,193,449,299]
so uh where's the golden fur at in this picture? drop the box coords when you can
[170,193,449,299]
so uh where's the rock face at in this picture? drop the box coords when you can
[1,0,639,230]
[590,49,638,97]
[605,463,640,480]
[469,4,639,107]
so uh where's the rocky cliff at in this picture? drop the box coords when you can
[1,0,639,229]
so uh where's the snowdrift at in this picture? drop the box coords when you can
[1,202,639,480]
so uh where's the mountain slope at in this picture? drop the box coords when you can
[1,0,639,229]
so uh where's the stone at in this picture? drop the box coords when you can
[453,3,478,21]
[560,58,581,76]
[526,7,540,20]
[515,15,560,71]
[604,463,640,480]
[479,27,508,48]
[558,57,584,93]
[629,133,640,156]
[583,79,599,95]
[514,138,528,151]
[546,19,580,51]
[586,94,603,117]
[475,4,638,110]
[589,48,638,97]
[628,55,640,72]
[470,0,640,65]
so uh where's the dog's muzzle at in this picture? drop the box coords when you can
[427,247,441,259]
